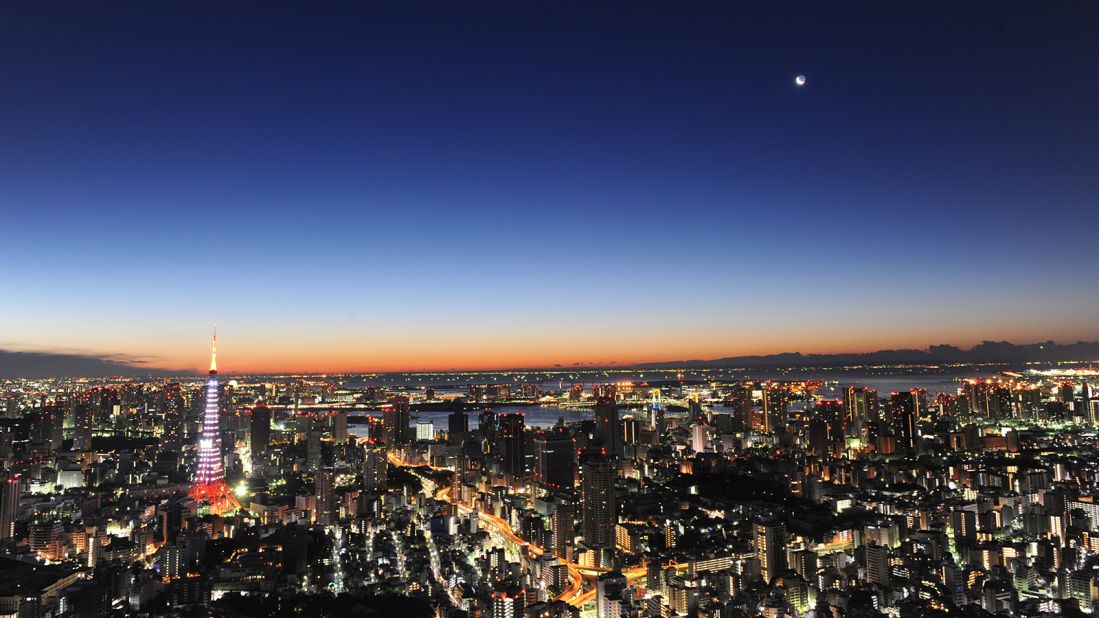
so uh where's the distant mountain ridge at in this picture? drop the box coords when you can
[2,339,1098,378]
[637,340,1099,369]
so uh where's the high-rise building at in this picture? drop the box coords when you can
[551,498,575,559]
[250,404,272,456]
[691,422,708,454]
[593,397,622,458]
[726,382,753,432]
[160,382,185,453]
[190,333,238,514]
[498,413,526,478]
[865,542,890,585]
[416,421,434,441]
[890,391,919,451]
[761,383,787,433]
[73,401,94,452]
[383,396,411,444]
[581,452,616,566]
[306,426,323,470]
[755,521,786,584]
[533,430,575,490]
[621,416,641,448]
[448,409,469,443]
[333,410,348,445]
[0,473,19,540]
[843,386,876,440]
[315,467,335,525]
[363,444,388,492]
[595,571,631,618]
[33,404,63,452]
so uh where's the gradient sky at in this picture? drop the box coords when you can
[2,2,1097,373]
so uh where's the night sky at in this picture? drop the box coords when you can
[2,2,1097,372]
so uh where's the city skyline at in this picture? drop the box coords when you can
[3,2,1097,374]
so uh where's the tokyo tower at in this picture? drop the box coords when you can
[189,331,239,514]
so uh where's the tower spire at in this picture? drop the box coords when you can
[209,326,217,374]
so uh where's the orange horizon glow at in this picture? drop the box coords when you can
[164,333,1099,374]
[7,319,1097,376]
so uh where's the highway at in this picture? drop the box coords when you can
[390,454,687,607]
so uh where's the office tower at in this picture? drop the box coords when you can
[306,426,322,470]
[551,498,575,558]
[315,467,335,525]
[0,473,19,540]
[160,382,184,453]
[808,400,844,457]
[383,396,411,444]
[493,413,523,478]
[190,333,238,513]
[755,521,786,584]
[595,571,631,618]
[727,382,753,432]
[33,403,63,452]
[843,386,876,440]
[790,549,817,582]
[621,416,641,447]
[333,410,348,445]
[533,430,576,490]
[865,543,890,585]
[593,397,622,458]
[951,509,977,551]
[479,411,498,456]
[581,452,616,566]
[250,404,271,456]
[761,383,787,432]
[73,401,94,452]
[363,444,388,492]
[691,422,707,453]
[890,391,918,451]
[448,409,469,443]
[416,421,434,441]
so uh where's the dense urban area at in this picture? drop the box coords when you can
[2,340,1099,618]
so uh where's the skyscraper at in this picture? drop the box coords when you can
[843,386,876,440]
[333,410,348,445]
[0,473,19,540]
[73,400,94,452]
[865,542,890,585]
[581,451,616,567]
[593,397,622,458]
[383,396,411,444]
[33,403,63,452]
[498,413,525,478]
[315,467,335,525]
[160,382,185,453]
[250,404,271,456]
[533,430,575,490]
[363,444,388,492]
[761,383,787,433]
[755,521,786,584]
[190,333,238,514]
[551,497,575,559]
[890,391,919,451]
[447,409,468,444]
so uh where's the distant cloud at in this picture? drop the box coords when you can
[0,349,184,379]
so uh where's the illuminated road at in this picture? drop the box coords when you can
[392,454,687,607]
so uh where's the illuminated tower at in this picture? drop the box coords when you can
[190,332,239,514]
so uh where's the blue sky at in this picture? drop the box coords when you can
[1,2,1097,372]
